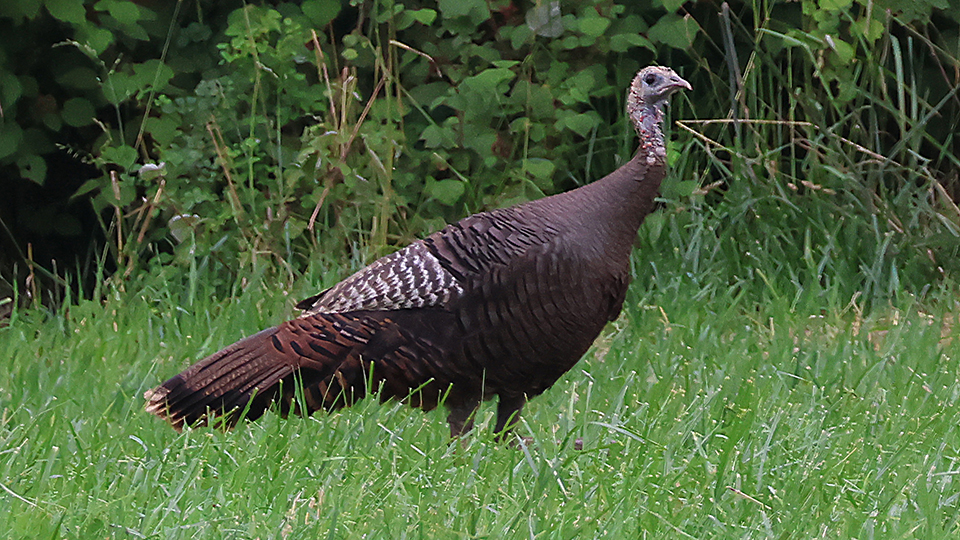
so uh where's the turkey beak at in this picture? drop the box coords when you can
[669,75,692,93]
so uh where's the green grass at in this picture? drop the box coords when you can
[2,260,959,539]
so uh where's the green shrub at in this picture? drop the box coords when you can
[0,0,957,308]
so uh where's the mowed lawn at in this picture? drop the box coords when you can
[2,270,959,539]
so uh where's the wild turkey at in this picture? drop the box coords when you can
[145,65,691,437]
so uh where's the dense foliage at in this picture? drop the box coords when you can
[0,0,957,308]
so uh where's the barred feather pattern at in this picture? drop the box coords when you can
[297,242,464,314]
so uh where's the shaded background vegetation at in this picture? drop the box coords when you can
[0,0,958,311]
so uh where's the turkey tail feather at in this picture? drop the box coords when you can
[145,327,300,431]
[144,312,450,431]
[144,316,370,431]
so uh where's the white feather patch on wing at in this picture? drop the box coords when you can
[300,242,463,315]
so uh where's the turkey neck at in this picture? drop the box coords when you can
[538,99,667,263]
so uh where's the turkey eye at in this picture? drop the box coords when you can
[644,74,656,85]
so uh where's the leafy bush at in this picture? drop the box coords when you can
[0,0,957,309]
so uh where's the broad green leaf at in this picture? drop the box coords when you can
[509,23,533,49]
[566,70,597,93]
[0,0,41,21]
[526,85,554,118]
[0,122,23,160]
[426,178,465,205]
[132,60,175,93]
[95,0,142,25]
[61,97,95,127]
[0,71,23,107]
[17,154,46,185]
[613,14,648,34]
[301,0,341,27]
[100,145,138,170]
[463,128,497,157]
[113,176,137,205]
[463,68,515,95]
[77,26,114,55]
[562,112,599,136]
[578,35,598,48]
[641,212,665,243]
[523,158,556,181]
[674,180,700,197]
[509,117,529,134]
[123,22,149,41]
[828,36,855,64]
[139,162,167,181]
[438,0,486,20]
[528,123,545,142]
[41,107,62,131]
[836,79,858,102]
[647,14,700,50]
[407,82,449,109]
[579,16,610,38]
[409,8,437,25]
[854,17,884,42]
[45,0,86,24]
[142,116,178,147]
[168,213,201,243]
[421,125,455,148]
[468,43,501,64]
[56,67,99,90]
[103,71,135,104]
[819,0,852,11]
[610,33,654,53]
[72,179,102,200]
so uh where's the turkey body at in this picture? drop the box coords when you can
[145,66,691,437]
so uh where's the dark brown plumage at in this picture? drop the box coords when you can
[145,66,691,436]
